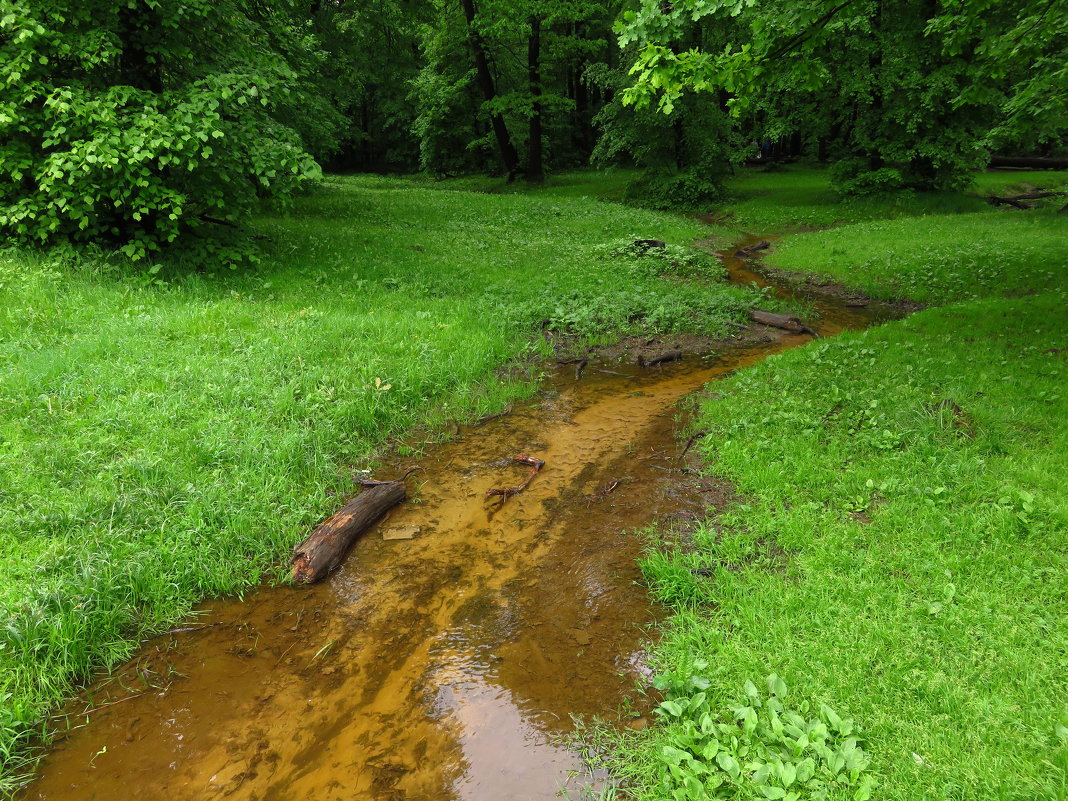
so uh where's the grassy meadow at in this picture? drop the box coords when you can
[599,167,1068,801]
[2,164,1066,797]
[0,177,755,788]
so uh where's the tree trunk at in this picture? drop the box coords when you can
[291,481,406,584]
[573,22,593,160]
[526,15,545,183]
[119,8,164,92]
[459,0,520,180]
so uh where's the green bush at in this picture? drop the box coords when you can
[0,1,324,262]
[626,167,728,210]
[829,160,905,196]
[652,669,876,801]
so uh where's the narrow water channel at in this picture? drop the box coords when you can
[22,243,887,801]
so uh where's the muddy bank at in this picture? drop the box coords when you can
[21,245,888,801]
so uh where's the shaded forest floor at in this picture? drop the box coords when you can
[2,166,1066,796]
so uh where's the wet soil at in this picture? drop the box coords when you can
[21,243,889,801]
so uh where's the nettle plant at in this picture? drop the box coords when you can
[653,668,876,800]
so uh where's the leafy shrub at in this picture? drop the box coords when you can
[626,167,728,210]
[0,1,324,263]
[653,668,876,801]
[597,237,727,281]
[829,160,905,197]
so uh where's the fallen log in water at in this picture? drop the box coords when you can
[637,350,683,368]
[750,309,818,337]
[291,480,407,583]
[733,240,771,257]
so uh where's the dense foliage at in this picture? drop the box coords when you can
[617,0,1068,191]
[0,1,335,261]
[2,0,1066,248]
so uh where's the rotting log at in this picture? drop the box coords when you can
[637,350,683,368]
[733,240,771,257]
[291,481,406,583]
[750,309,818,337]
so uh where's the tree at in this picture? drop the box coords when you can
[0,0,326,262]
[616,0,1068,192]
[415,0,613,180]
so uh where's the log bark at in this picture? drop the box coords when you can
[750,309,815,336]
[291,481,406,583]
[987,190,1066,209]
[733,240,771,257]
[637,350,683,368]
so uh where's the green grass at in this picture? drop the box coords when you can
[766,210,1068,303]
[0,175,758,789]
[719,165,1068,233]
[597,169,1068,800]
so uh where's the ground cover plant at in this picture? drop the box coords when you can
[604,171,1068,799]
[0,175,760,789]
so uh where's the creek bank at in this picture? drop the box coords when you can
[20,236,888,801]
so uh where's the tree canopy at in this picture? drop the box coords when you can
[1,0,1065,260]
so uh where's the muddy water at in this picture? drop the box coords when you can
[23,247,884,801]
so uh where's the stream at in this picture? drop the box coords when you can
[21,240,890,801]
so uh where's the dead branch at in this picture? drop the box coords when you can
[575,357,589,380]
[292,480,407,583]
[987,189,1066,209]
[679,429,709,461]
[486,454,545,504]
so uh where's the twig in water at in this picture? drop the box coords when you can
[679,430,709,461]
[575,357,589,380]
[486,454,545,505]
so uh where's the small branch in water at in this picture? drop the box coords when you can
[476,404,514,425]
[574,357,589,381]
[679,429,709,461]
[486,454,545,505]
[81,692,146,717]
[140,622,220,643]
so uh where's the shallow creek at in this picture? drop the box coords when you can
[22,242,887,801]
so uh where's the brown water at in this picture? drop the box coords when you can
[22,243,885,801]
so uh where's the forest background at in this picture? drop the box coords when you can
[2,0,1065,263]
